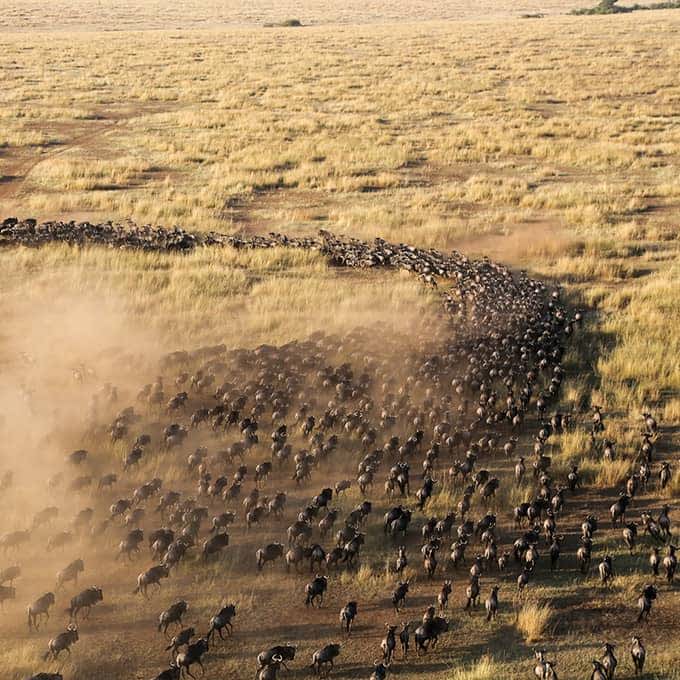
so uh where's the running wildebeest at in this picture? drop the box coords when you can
[310,643,341,677]
[414,615,449,654]
[134,565,170,597]
[305,575,328,608]
[158,601,188,635]
[43,624,78,660]
[630,636,646,675]
[166,627,195,657]
[257,645,296,671]
[392,580,409,613]
[27,592,56,631]
[600,642,617,680]
[68,586,103,622]
[533,650,558,680]
[637,584,658,622]
[257,542,284,571]
[380,624,397,663]
[207,604,236,642]
[175,636,209,679]
[339,601,358,635]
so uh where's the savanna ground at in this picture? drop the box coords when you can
[0,1,679,679]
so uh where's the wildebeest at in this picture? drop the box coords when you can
[134,565,170,597]
[27,592,56,631]
[32,507,59,529]
[339,601,358,635]
[370,660,390,680]
[68,586,103,622]
[152,664,181,680]
[622,523,638,554]
[202,532,229,561]
[0,530,31,553]
[257,542,284,571]
[43,624,78,660]
[207,604,236,642]
[257,645,296,671]
[0,565,20,586]
[310,643,341,676]
[0,584,16,608]
[601,642,617,680]
[380,624,397,663]
[56,559,85,590]
[637,584,658,622]
[399,622,410,658]
[591,660,608,680]
[391,580,409,613]
[610,494,631,527]
[663,544,677,582]
[159,601,188,635]
[598,555,614,586]
[175,636,209,679]
[305,575,328,607]
[630,636,646,675]
[534,650,558,680]
[118,529,145,561]
[209,512,235,533]
[165,627,195,657]
[414,615,449,654]
[465,574,481,611]
[577,537,593,574]
[438,580,452,612]
[485,585,500,622]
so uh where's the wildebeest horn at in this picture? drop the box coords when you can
[273,654,283,662]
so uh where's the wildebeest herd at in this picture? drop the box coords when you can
[0,218,675,680]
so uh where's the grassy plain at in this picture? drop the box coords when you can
[0,2,679,679]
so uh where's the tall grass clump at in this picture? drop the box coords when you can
[594,459,631,488]
[516,602,553,643]
[450,656,499,680]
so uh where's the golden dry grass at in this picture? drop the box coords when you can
[449,656,499,680]
[516,602,554,643]
[0,0,594,31]
[1,2,679,680]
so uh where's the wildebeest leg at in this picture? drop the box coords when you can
[218,627,226,640]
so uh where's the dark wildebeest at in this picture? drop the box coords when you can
[43,625,79,660]
[257,543,284,571]
[207,604,237,642]
[175,637,209,679]
[414,616,449,654]
[392,580,410,613]
[158,601,188,635]
[305,575,328,608]
[257,645,296,672]
[310,643,341,676]
[67,586,103,622]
